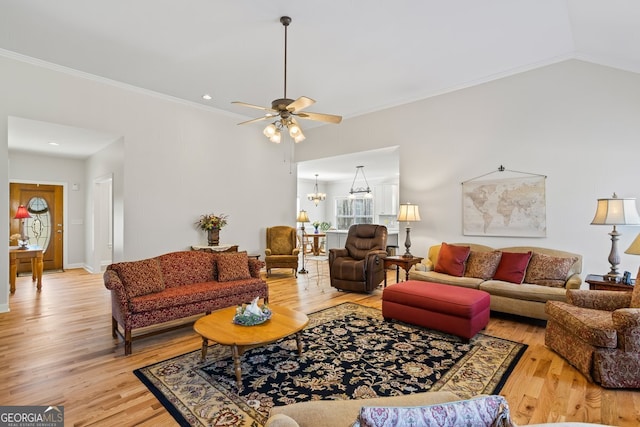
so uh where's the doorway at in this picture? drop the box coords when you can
[9,183,64,272]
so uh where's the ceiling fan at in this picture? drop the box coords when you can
[232,16,342,143]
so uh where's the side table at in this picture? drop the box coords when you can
[585,274,634,291]
[383,256,424,287]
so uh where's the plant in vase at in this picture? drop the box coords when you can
[195,213,228,246]
[312,221,321,234]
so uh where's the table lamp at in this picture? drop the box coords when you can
[296,209,310,274]
[397,203,421,258]
[625,233,640,275]
[14,205,32,249]
[591,193,640,280]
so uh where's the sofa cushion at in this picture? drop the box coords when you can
[355,395,512,427]
[112,258,165,298]
[217,252,251,282]
[434,243,471,277]
[523,252,578,288]
[493,251,532,284]
[157,251,217,287]
[129,277,267,313]
[409,270,483,289]
[464,251,502,280]
[480,280,567,303]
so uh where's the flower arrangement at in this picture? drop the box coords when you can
[195,213,228,231]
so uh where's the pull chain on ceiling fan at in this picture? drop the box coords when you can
[232,16,342,144]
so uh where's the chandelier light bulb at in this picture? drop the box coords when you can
[269,130,282,143]
[289,123,301,137]
[263,123,277,137]
[293,131,306,143]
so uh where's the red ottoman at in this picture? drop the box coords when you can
[382,281,490,339]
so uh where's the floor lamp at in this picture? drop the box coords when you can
[591,193,640,280]
[397,203,421,258]
[297,209,310,274]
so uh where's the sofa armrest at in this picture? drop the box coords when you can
[103,268,130,315]
[265,249,272,256]
[613,308,640,351]
[415,258,435,272]
[264,414,299,427]
[567,289,632,311]
[565,273,582,290]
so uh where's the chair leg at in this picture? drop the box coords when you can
[111,317,118,338]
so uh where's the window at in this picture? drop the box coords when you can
[335,197,374,230]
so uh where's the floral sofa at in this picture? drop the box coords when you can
[408,243,582,320]
[265,392,608,427]
[104,250,268,355]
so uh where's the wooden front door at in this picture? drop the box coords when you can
[10,183,64,272]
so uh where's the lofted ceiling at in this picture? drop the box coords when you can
[2,1,640,167]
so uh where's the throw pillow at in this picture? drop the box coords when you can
[434,243,471,277]
[354,395,513,427]
[112,258,165,298]
[217,252,251,282]
[493,251,532,284]
[523,252,578,288]
[464,251,503,280]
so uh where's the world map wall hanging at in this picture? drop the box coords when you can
[462,167,546,237]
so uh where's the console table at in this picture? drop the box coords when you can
[9,246,44,293]
[191,244,238,253]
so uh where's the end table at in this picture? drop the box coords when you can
[383,256,424,287]
[585,274,635,291]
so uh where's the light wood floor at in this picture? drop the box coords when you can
[1,267,639,426]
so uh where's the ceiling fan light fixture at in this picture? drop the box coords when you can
[269,129,282,144]
[263,123,277,137]
[288,123,301,137]
[294,132,306,143]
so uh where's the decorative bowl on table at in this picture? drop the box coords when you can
[233,303,272,326]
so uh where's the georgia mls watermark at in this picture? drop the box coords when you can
[0,406,64,427]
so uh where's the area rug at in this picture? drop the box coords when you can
[134,302,527,427]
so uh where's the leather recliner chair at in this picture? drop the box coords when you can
[328,224,388,293]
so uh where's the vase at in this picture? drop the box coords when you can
[314,227,319,234]
[207,228,220,246]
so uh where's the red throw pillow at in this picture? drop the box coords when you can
[493,251,532,284]
[434,243,471,277]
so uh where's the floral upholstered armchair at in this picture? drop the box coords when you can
[545,268,640,388]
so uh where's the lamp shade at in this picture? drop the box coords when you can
[626,233,640,255]
[14,205,31,219]
[591,194,640,225]
[296,209,310,223]
[397,203,421,222]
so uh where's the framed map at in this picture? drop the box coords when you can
[462,176,546,237]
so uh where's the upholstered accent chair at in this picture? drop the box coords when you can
[328,224,388,293]
[545,268,640,388]
[265,226,300,277]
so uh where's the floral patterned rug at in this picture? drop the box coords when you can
[134,303,527,427]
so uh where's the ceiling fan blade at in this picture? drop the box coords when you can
[287,96,315,113]
[232,101,274,112]
[237,115,272,126]
[295,111,343,124]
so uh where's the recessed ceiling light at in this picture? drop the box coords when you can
[202,94,212,100]
[48,141,59,146]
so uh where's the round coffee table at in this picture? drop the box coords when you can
[193,305,309,390]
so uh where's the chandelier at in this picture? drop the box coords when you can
[349,166,373,199]
[307,174,326,206]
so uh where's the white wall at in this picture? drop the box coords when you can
[298,60,640,277]
[0,55,297,311]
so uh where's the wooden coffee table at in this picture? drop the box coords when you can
[193,305,309,390]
